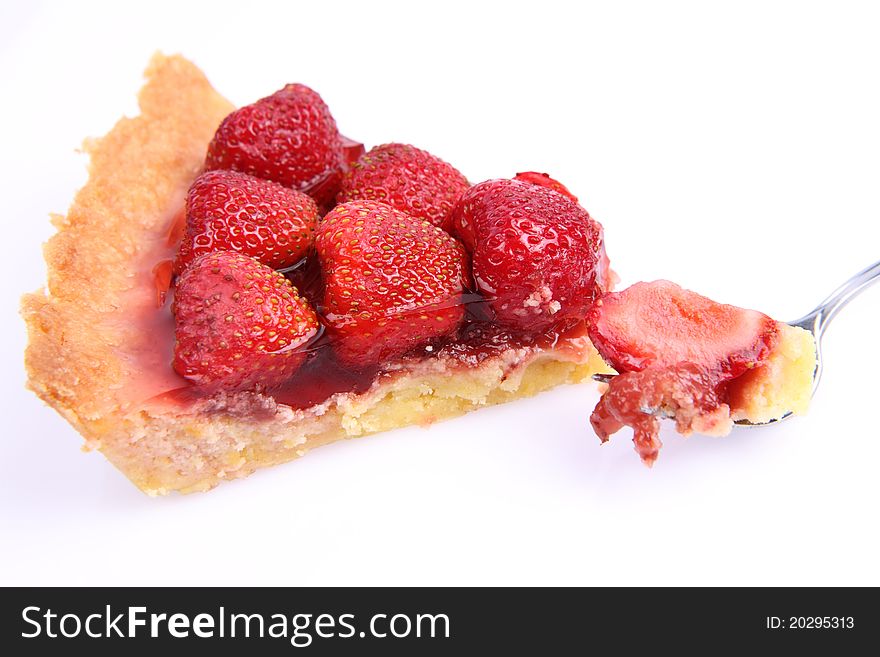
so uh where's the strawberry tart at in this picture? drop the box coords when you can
[23,55,613,493]
[22,54,816,493]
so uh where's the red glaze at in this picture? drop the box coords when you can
[514,171,579,203]
[164,207,187,247]
[266,293,591,410]
[152,259,174,308]
[340,135,366,167]
[337,143,470,228]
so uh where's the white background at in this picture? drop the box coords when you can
[2,0,878,586]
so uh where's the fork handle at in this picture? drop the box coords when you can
[791,259,880,337]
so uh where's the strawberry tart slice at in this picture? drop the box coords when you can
[22,55,613,494]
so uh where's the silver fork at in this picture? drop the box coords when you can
[592,259,880,426]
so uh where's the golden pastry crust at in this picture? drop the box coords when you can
[22,54,609,495]
[23,54,233,423]
[730,322,816,423]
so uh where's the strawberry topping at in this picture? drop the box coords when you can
[448,178,607,334]
[172,251,319,391]
[204,84,346,207]
[315,200,469,368]
[174,170,318,275]
[338,143,469,229]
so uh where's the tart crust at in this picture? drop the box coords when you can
[22,54,610,495]
[729,322,815,423]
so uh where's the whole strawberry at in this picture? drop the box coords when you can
[204,84,345,207]
[337,143,469,229]
[448,178,607,334]
[174,170,319,275]
[173,251,319,390]
[315,200,469,368]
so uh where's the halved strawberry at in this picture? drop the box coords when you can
[174,170,319,276]
[173,251,319,390]
[587,280,779,380]
[315,200,469,368]
[513,171,579,203]
[338,143,469,229]
[204,84,346,207]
